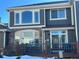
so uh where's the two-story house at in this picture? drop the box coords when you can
[7,0,79,58]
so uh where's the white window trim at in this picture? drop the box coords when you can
[50,8,67,20]
[14,11,21,25]
[50,30,68,48]
[14,9,40,25]
[66,30,68,43]
[71,5,74,25]
[3,31,6,48]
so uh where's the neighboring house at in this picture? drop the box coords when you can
[0,24,8,49]
[7,0,79,58]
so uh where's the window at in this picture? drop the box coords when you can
[15,13,20,24]
[14,10,40,25]
[23,31,34,44]
[34,11,40,23]
[50,30,68,48]
[15,30,40,46]
[22,11,32,23]
[50,8,66,20]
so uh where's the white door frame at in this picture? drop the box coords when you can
[50,30,68,48]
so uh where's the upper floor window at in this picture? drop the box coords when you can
[15,13,20,24]
[22,11,32,24]
[14,10,40,25]
[34,11,39,23]
[50,8,66,20]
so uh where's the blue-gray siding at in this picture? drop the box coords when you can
[5,32,10,47]
[0,32,4,48]
[10,12,14,27]
[45,8,72,27]
[68,29,76,43]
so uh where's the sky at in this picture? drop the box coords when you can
[0,0,66,23]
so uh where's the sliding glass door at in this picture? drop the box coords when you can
[50,30,68,49]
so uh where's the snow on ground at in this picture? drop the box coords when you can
[0,55,55,59]
[0,56,16,59]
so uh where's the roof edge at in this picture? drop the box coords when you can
[7,1,70,11]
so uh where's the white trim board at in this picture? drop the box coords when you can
[8,12,10,28]
[0,29,8,31]
[9,25,45,29]
[74,1,78,42]
[42,27,74,30]
[9,5,72,12]
[75,0,79,1]
[71,5,74,25]
[44,9,46,27]
[8,2,70,10]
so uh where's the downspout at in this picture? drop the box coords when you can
[73,0,79,55]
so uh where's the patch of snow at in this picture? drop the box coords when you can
[21,55,43,59]
[0,56,16,59]
[0,55,56,59]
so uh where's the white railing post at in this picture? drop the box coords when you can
[59,50,63,58]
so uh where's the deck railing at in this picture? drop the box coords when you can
[4,42,76,56]
[50,43,76,54]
